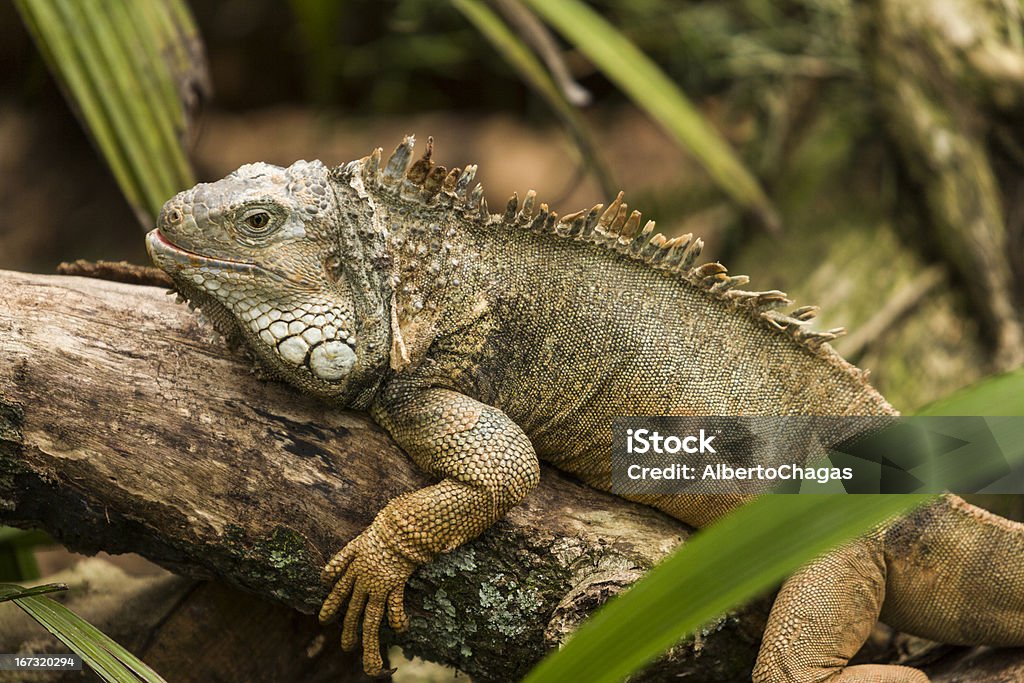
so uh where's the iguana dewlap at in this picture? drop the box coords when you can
[146,136,1024,682]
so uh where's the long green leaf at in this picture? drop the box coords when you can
[522,0,778,229]
[452,0,616,197]
[3,584,167,683]
[916,367,1024,416]
[0,582,67,601]
[14,0,206,227]
[525,495,923,683]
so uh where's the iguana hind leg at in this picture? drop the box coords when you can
[880,495,1024,648]
[752,534,927,682]
[754,495,1024,682]
[319,384,540,675]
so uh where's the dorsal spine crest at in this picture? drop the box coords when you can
[351,135,848,357]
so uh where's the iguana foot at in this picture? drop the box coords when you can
[319,524,414,676]
[826,665,928,682]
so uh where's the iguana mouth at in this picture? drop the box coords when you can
[147,229,307,285]
[146,229,259,273]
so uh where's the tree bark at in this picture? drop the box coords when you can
[0,269,764,682]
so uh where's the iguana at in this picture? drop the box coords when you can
[146,136,1024,682]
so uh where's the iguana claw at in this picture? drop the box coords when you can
[319,523,414,675]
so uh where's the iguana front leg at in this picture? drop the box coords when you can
[318,384,540,675]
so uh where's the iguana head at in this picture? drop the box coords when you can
[146,159,391,407]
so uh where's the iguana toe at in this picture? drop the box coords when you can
[387,589,408,631]
[319,524,417,675]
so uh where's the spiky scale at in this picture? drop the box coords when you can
[406,147,434,186]
[558,209,585,224]
[570,215,588,238]
[621,210,643,238]
[598,192,624,230]
[363,147,382,185]
[424,166,447,195]
[752,291,793,311]
[692,263,728,285]
[791,305,819,321]
[557,209,586,237]
[504,193,519,223]
[543,211,559,233]
[519,190,537,222]
[530,205,549,232]
[580,204,603,239]
[763,309,810,330]
[795,327,845,349]
[804,336,828,351]
[469,183,484,210]
[633,219,656,244]
[710,275,750,293]
[456,165,477,197]
[679,238,704,270]
[649,234,683,265]
[443,167,461,193]
[661,234,693,267]
[668,233,693,251]
[610,204,629,233]
[383,135,415,183]
[693,262,727,277]
[641,231,666,260]
[700,273,725,289]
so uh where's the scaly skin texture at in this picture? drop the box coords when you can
[147,137,1024,681]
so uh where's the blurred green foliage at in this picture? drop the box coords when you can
[0,528,50,582]
[14,0,206,226]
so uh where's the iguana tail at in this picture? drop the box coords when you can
[754,494,1024,682]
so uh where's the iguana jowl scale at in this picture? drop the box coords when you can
[146,136,1024,682]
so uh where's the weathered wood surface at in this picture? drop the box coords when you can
[0,269,766,682]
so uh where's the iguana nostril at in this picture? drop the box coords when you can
[165,207,183,225]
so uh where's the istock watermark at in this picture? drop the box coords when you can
[625,428,718,454]
[611,416,1024,495]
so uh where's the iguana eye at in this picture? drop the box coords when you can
[238,209,278,238]
[245,212,271,230]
